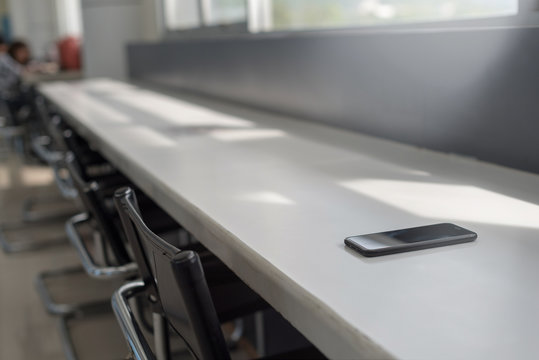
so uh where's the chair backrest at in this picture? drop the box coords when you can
[48,117,108,168]
[114,187,230,360]
[34,95,54,129]
[64,151,130,265]
[46,115,70,152]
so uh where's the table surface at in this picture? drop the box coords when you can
[39,78,539,360]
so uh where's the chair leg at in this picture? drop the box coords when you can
[228,319,244,348]
[35,266,113,316]
[56,303,130,360]
[153,312,171,360]
[21,193,78,222]
[255,311,266,356]
[112,281,155,360]
[0,220,69,254]
[57,316,78,360]
[0,125,25,157]
[0,190,75,254]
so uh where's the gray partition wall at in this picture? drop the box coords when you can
[127,27,539,174]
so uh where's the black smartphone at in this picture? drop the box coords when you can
[344,223,477,257]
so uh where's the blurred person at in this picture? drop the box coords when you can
[0,35,8,54]
[8,41,30,65]
[0,40,30,97]
[0,41,33,126]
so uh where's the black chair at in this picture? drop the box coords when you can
[0,84,36,158]
[112,187,323,360]
[59,119,184,276]
[64,151,132,272]
[63,149,180,276]
[0,97,25,155]
[3,85,63,164]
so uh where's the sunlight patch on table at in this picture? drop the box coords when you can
[238,191,295,205]
[209,129,286,142]
[47,85,132,124]
[111,91,253,128]
[339,179,539,228]
[81,78,136,93]
[121,126,177,148]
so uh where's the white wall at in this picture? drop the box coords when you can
[81,0,162,80]
[7,0,58,59]
[6,0,160,77]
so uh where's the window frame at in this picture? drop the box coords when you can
[162,0,249,38]
[160,0,538,39]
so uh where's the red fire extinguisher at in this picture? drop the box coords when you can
[57,36,81,70]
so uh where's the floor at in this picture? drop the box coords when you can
[0,154,79,359]
[0,152,131,360]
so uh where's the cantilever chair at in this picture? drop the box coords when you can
[0,84,36,158]
[112,187,323,360]
[63,149,181,279]
[58,115,185,278]
[0,97,25,156]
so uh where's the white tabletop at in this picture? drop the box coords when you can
[39,78,539,360]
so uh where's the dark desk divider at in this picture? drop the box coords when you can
[127,27,539,174]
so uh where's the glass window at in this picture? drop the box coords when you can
[56,0,83,37]
[164,0,201,30]
[204,0,247,25]
[268,0,519,31]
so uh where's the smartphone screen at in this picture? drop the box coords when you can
[344,223,477,257]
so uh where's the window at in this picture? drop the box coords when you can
[56,0,83,37]
[164,0,202,30]
[267,0,519,31]
[164,0,247,31]
[162,0,520,33]
[204,0,247,25]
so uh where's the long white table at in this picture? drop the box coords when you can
[39,78,539,359]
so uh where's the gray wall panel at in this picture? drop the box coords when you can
[127,28,539,173]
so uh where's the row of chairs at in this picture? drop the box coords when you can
[1,88,326,359]
[0,88,78,253]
